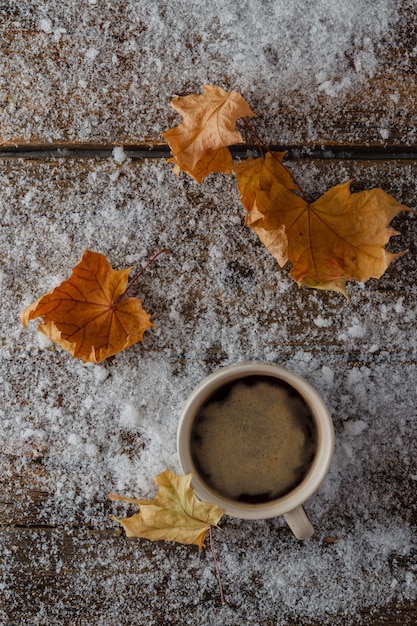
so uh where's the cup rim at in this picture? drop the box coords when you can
[177,361,334,519]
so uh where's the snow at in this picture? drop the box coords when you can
[39,17,53,34]
[0,0,410,145]
[112,146,127,163]
[0,155,416,624]
[1,0,417,624]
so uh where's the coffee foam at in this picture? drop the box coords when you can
[191,378,316,502]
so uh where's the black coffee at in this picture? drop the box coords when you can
[190,375,317,503]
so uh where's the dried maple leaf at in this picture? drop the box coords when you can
[233,151,299,218]
[162,85,255,179]
[109,470,225,549]
[248,179,409,296]
[20,250,153,363]
[234,152,300,266]
[168,146,234,183]
[248,202,289,267]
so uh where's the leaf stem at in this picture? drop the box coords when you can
[209,525,226,606]
[114,248,171,305]
[241,117,269,154]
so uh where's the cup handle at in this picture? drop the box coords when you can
[284,506,314,540]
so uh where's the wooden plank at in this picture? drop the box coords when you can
[0,3,417,147]
[1,157,416,625]
[1,523,417,626]
[1,439,416,625]
[0,156,416,358]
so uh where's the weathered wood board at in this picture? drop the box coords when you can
[0,2,417,147]
[0,157,416,625]
[1,0,417,623]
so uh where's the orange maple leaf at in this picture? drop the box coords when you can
[234,152,300,266]
[168,146,234,183]
[247,177,409,296]
[233,151,299,218]
[20,250,153,363]
[162,85,255,180]
[109,470,225,550]
[249,205,289,267]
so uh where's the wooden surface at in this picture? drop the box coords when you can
[0,1,415,148]
[1,3,417,625]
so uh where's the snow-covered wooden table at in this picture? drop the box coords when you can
[1,2,417,625]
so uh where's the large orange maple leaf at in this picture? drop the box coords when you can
[20,250,153,363]
[245,173,409,295]
[163,85,255,180]
[289,182,408,292]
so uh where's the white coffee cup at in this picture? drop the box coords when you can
[177,361,334,539]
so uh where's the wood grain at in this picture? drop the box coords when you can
[0,2,416,147]
[1,156,416,625]
[2,0,417,620]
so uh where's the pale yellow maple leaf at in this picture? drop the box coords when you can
[110,470,225,550]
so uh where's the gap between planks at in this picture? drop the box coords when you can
[1,143,417,160]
